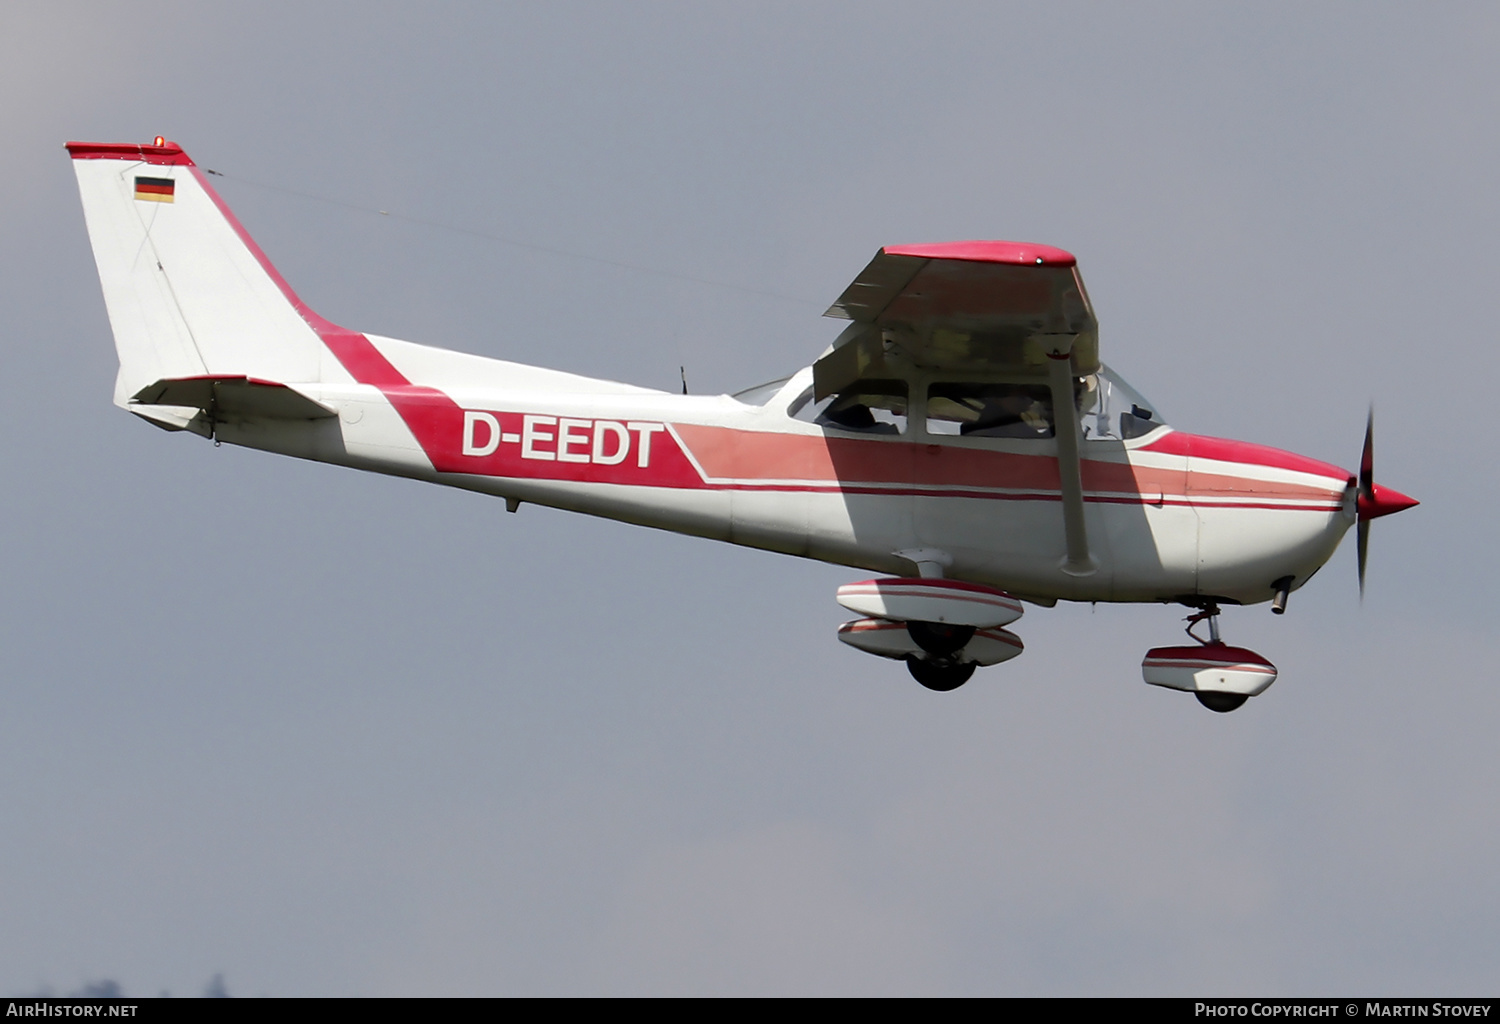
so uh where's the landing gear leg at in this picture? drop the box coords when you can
[1185,604,1246,713]
[1185,604,1222,645]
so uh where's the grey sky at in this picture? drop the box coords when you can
[0,1,1492,995]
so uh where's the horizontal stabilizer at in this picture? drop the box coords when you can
[132,375,336,425]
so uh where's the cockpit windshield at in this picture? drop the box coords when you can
[1079,364,1166,440]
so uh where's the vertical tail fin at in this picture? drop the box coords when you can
[67,140,345,412]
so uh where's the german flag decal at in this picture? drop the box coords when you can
[134,176,175,203]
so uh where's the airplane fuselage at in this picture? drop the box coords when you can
[206,346,1353,608]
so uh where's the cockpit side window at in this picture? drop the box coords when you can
[789,379,908,435]
[926,382,1054,439]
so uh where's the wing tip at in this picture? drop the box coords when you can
[882,240,1077,267]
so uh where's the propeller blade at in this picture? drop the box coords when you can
[1352,406,1416,598]
[1357,518,1369,600]
[1358,406,1372,599]
[1359,405,1374,502]
[1350,407,1416,599]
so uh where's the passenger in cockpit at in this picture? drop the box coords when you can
[819,400,879,431]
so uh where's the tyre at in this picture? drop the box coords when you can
[1195,691,1248,713]
[905,656,977,692]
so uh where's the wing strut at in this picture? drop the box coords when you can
[1047,342,1097,577]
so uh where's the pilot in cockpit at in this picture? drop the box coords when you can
[813,384,907,434]
[923,381,1054,439]
[958,387,1052,438]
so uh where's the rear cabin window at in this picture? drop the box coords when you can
[789,380,908,435]
[731,376,792,406]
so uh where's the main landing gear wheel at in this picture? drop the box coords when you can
[906,620,976,657]
[905,656,976,692]
[1194,691,1249,713]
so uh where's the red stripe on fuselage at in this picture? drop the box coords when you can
[1142,431,1348,483]
[671,423,1343,506]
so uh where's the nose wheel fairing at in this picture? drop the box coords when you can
[1142,605,1278,712]
[1141,643,1278,698]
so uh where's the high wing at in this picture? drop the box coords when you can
[816,240,1102,577]
[814,240,1098,399]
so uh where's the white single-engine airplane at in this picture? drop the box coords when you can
[68,139,1417,711]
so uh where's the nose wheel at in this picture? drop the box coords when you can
[1195,690,1248,713]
